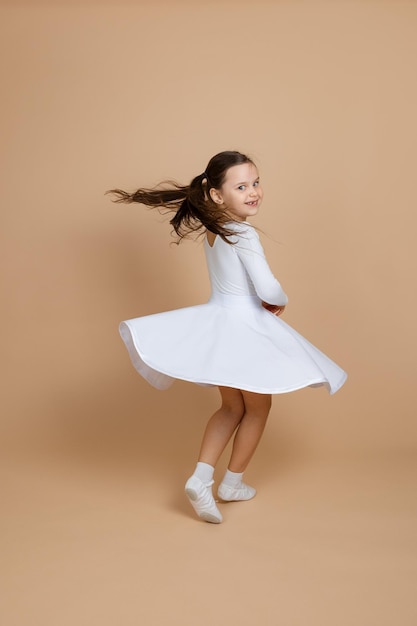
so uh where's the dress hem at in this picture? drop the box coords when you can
[119,322,347,396]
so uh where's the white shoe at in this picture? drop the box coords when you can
[217,482,257,502]
[185,476,223,524]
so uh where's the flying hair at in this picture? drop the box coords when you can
[106,151,255,244]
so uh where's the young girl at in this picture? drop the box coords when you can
[108,150,347,524]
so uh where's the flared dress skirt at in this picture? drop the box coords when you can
[119,292,347,395]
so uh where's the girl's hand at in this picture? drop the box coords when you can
[262,302,286,316]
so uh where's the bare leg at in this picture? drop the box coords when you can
[227,391,272,473]
[185,388,271,520]
[184,387,245,523]
[198,386,245,467]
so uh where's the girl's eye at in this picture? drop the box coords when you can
[237,185,246,191]
[254,181,259,187]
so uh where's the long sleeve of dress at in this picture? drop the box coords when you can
[233,224,288,305]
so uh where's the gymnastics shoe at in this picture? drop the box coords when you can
[185,476,223,524]
[217,481,257,502]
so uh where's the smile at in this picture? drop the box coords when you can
[245,200,258,206]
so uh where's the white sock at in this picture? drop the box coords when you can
[221,469,244,487]
[193,462,215,484]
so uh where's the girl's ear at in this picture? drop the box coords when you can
[209,188,224,205]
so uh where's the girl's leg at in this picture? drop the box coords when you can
[185,387,244,523]
[217,391,271,502]
[197,386,245,467]
[227,390,272,472]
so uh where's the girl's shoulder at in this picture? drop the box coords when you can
[226,221,258,244]
[226,220,256,235]
[226,220,252,230]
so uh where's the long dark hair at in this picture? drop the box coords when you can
[106,151,255,243]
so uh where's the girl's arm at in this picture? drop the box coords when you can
[233,224,288,306]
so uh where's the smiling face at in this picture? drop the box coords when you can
[209,162,263,222]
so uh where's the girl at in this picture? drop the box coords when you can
[108,151,347,524]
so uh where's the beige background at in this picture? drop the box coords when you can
[1,1,416,624]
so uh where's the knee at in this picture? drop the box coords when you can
[243,393,272,420]
[221,399,245,423]
[255,401,271,421]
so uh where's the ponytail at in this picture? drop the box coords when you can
[106,151,254,244]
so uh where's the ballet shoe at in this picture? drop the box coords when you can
[217,481,257,502]
[185,476,223,524]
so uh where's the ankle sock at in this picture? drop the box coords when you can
[221,469,244,487]
[193,462,215,484]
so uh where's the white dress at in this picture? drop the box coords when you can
[119,222,347,395]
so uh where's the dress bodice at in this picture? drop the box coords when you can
[204,222,288,305]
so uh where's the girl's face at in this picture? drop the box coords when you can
[210,163,263,221]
